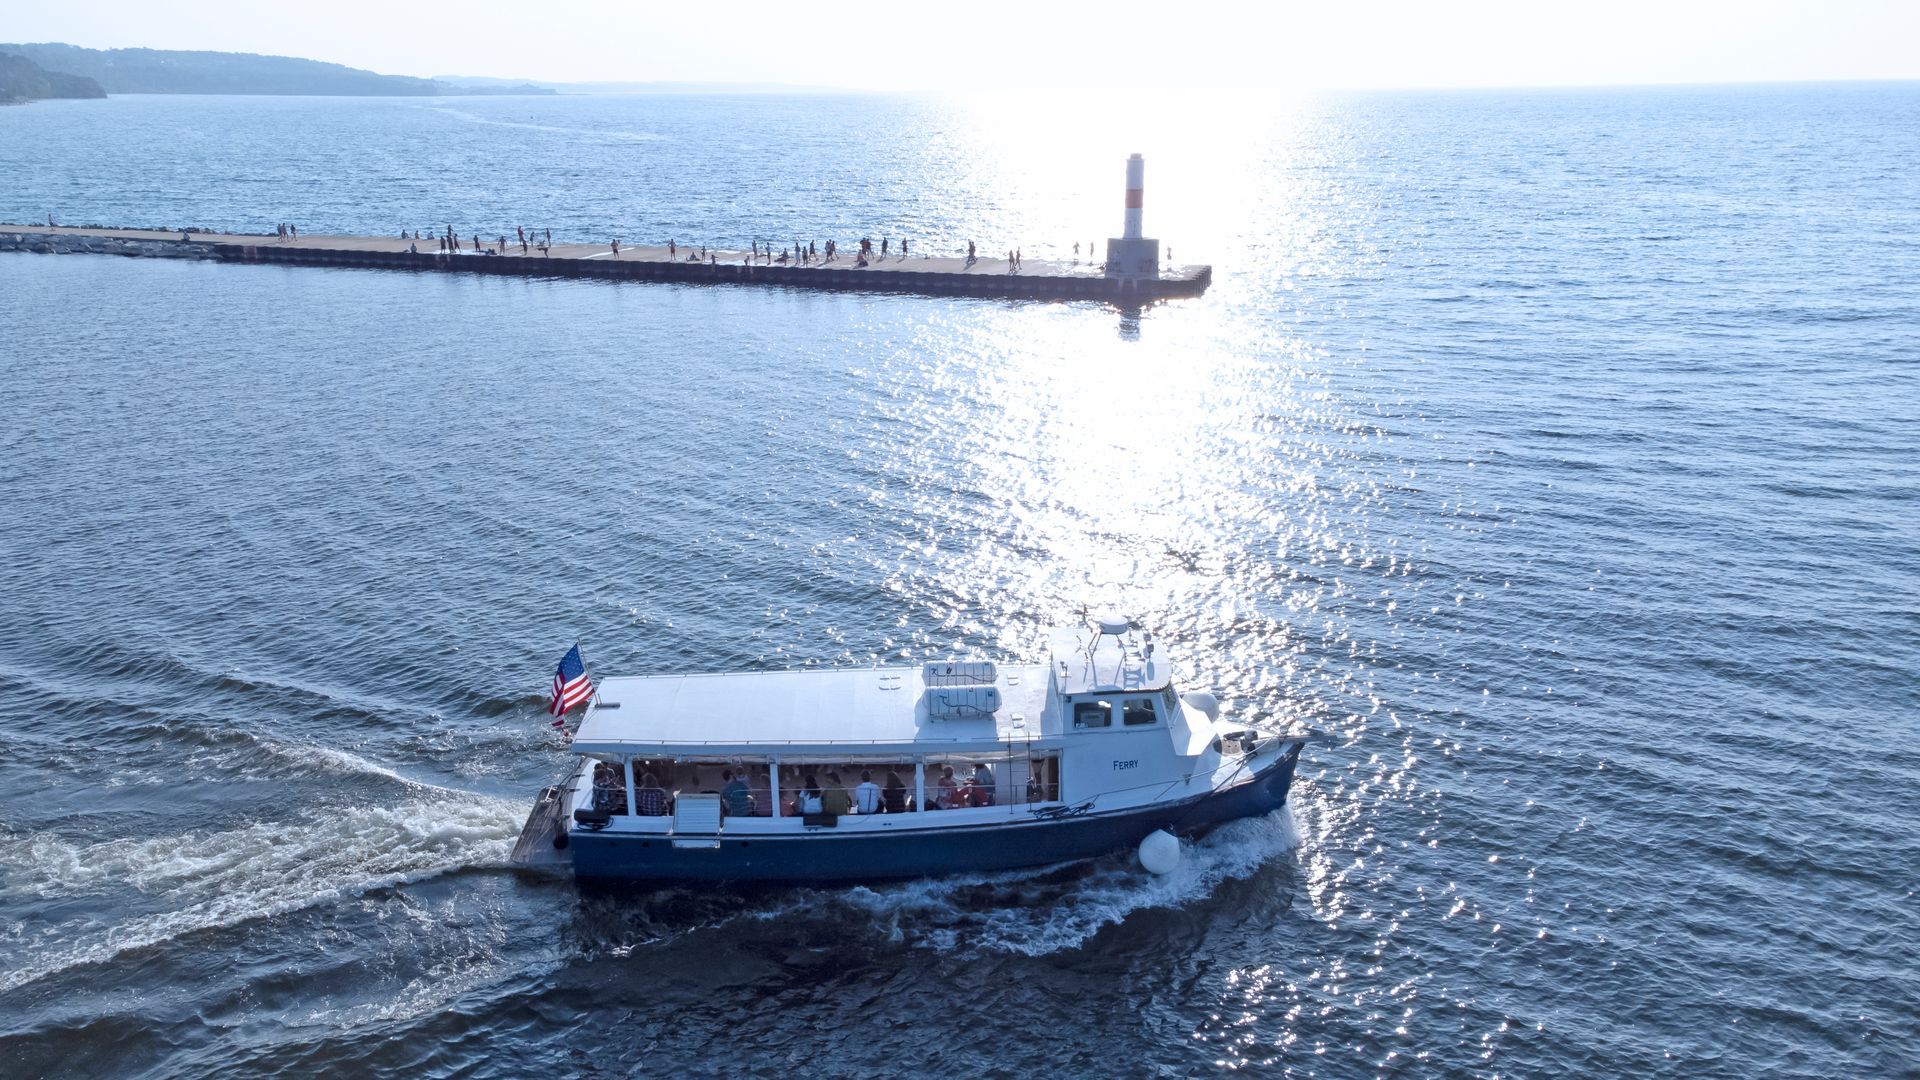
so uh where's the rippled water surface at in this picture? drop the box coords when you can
[2,85,1918,1077]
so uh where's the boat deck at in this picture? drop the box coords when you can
[508,784,572,870]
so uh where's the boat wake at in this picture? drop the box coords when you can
[0,791,523,996]
[419,104,668,144]
[779,809,1303,956]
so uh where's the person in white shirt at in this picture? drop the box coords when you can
[854,770,882,815]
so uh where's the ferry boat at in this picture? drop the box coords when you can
[509,614,1307,882]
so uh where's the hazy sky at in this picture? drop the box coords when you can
[7,0,1918,90]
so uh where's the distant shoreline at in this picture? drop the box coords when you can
[0,42,553,98]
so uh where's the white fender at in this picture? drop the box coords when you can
[1138,829,1181,875]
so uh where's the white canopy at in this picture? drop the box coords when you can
[569,664,1056,758]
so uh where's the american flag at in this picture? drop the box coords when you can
[549,644,593,726]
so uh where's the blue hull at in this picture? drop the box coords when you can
[568,742,1302,884]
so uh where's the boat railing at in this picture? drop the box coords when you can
[575,733,1052,751]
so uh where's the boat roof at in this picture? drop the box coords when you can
[1047,623,1177,696]
[570,663,1056,757]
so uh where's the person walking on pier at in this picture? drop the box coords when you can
[611,238,620,257]
[290,225,297,240]
[967,239,976,262]
[882,237,889,255]
[669,239,676,259]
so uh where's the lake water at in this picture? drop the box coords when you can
[1,85,1917,1077]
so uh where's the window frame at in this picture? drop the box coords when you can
[1072,698,1114,729]
[1121,696,1160,727]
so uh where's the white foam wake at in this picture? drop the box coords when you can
[0,793,524,995]
[781,809,1304,956]
[420,105,668,143]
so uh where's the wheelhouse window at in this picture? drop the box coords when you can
[1122,697,1158,727]
[1073,699,1113,729]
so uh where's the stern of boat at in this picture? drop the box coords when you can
[509,778,577,872]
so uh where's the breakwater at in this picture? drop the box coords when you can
[0,226,1210,302]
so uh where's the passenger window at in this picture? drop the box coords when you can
[1074,700,1112,729]
[1123,698,1158,726]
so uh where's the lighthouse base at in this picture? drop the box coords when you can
[1103,237,1161,279]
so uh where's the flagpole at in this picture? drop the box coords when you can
[578,638,599,707]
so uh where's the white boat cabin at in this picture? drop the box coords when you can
[562,617,1234,834]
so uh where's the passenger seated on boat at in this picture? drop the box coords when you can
[882,771,908,814]
[969,762,997,807]
[721,769,754,817]
[821,773,854,817]
[592,763,628,815]
[935,765,962,809]
[854,770,882,814]
[794,775,824,816]
[634,773,668,816]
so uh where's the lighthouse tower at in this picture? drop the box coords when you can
[1103,153,1161,279]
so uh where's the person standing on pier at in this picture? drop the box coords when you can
[290,225,297,240]
[669,239,676,259]
[967,240,976,261]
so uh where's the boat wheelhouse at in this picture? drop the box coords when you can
[510,614,1305,882]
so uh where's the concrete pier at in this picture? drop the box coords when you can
[0,225,1210,303]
